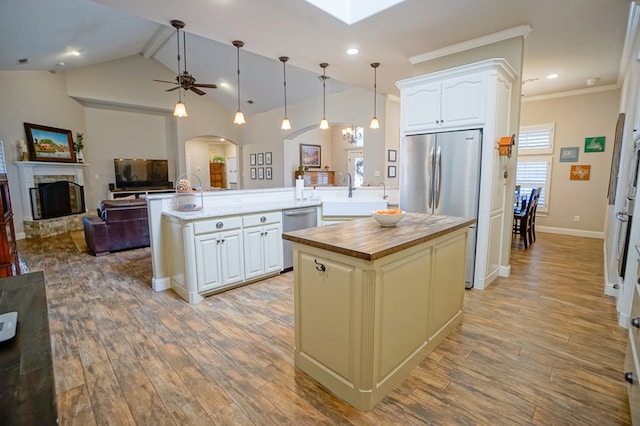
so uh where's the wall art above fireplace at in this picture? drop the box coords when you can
[23,122,76,163]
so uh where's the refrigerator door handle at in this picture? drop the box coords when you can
[428,146,434,209]
[435,146,442,209]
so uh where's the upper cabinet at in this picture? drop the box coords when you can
[397,59,514,135]
[400,73,487,132]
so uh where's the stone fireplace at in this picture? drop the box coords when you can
[15,161,89,238]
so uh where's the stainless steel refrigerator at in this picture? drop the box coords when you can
[399,129,482,289]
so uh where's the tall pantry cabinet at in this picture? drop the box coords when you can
[396,58,515,290]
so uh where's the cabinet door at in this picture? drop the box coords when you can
[440,73,486,129]
[263,223,283,274]
[402,81,441,132]
[219,229,244,285]
[194,234,223,292]
[243,227,264,280]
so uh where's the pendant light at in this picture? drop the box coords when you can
[279,56,292,130]
[369,62,380,129]
[172,20,187,118]
[319,63,329,130]
[232,40,246,125]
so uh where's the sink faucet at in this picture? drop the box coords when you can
[343,173,355,198]
[378,182,388,200]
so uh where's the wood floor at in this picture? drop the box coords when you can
[17,232,631,425]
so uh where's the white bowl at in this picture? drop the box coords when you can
[371,209,406,227]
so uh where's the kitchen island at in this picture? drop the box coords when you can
[282,212,474,410]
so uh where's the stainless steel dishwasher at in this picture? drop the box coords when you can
[282,206,318,271]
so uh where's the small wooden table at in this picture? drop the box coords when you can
[0,272,57,425]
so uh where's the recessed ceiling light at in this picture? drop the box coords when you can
[70,50,80,56]
[56,62,65,67]
[546,73,559,79]
[219,81,230,89]
[346,48,359,55]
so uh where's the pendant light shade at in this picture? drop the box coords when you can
[370,62,380,129]
[319,63,329,130]
[233,40,246,125]
[172,20,188,118]
[280,56,292,130]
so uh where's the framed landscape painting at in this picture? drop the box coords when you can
[300,144,321,168]
[24,122,76,163]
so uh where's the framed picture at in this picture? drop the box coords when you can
[258,167,264,179]
[388,149,397,162]
[388,165,397,178]
[584,136,605,153]
[258,152,264,165]
[265,152,272,165]
[559,147,579,162]
[250,168,256,179]
[266,167,272,180]
[300,144,321,168]
[23,122,76,163]
[250,153,256,166]
[570,164,591,181]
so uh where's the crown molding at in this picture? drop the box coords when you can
[409,25,532,65]
[521,83,620,103]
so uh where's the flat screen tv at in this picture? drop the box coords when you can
[114,158,170,189]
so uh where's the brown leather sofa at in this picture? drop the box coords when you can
[83,199,150,256]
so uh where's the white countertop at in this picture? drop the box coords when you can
[162,198,322,221]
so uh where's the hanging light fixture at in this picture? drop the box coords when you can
[279,56,292,130]
[233,40,246,125]
[172,20,187,118]
[370,62,380,129]
[342,125,362,145]
[319,63,329,130]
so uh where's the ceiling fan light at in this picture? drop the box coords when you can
[281,117,292,130]
[319,118,329,130]
[173,101,188,118]
[234,110,246,125]
[369,117,380,129]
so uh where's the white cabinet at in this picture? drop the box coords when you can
[243,212,283,280]
[194,217,244,293]
[400,72,487,133]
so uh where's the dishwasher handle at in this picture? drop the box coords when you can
[284,208,317,216]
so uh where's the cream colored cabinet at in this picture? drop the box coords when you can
[194,218,244,293]
[243,212,283,280]
[399,72,487,133]
[625,282,640,424]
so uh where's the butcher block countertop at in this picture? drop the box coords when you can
[282,212,475,261]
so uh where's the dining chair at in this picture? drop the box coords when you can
[513,187,540,249]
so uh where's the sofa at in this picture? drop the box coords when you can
[83,199,150,256]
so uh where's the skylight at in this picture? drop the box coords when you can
[304,0,406,25]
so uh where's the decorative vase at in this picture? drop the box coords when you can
[76,151,84,163]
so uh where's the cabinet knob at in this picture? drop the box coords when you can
[625,372,634,384]
[633,317,640,328]
[260,216,267,223]
[216,222,223,229]
[220,238,225,244]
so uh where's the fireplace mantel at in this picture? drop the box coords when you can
[15,161,89,221]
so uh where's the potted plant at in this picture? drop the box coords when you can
[213,156,225,163]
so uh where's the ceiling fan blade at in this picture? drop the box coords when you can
[193,83,218,89]
[153,79,178,84]
[166,87,180,92]
[190,87,206,96]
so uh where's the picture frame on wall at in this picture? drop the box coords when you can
[388,165,397,178]
[265,152,272,165]
[300,144,321,168]
[23,122,77,163]
[258,167,264,179]
[251,168,256,179]
[559,147,579,162]
[388,149,397,162]
[266,167,272,179]
[250,154,256,166]
[258,152,264,165]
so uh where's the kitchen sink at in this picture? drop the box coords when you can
[322,199,388,216]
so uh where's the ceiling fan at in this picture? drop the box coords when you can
[153,19,217,96]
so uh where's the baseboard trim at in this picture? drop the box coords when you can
[536,226,603,239]
[152,276,171,292]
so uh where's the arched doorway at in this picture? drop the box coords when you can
[185,136,239,190]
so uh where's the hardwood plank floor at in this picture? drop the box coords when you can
[17,232,631,425]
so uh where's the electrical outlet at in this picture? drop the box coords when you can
[374,170,380,177]
[574,216,580,222]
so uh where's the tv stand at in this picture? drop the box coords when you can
[108,187,174,200]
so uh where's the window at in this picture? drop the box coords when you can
[516,124,554,213]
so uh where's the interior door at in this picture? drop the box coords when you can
[227,157,238,185]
